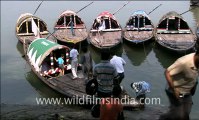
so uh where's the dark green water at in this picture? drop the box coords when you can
[1,1,199,119]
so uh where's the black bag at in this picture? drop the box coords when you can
[91,104,100,118]
[86,78,98,95]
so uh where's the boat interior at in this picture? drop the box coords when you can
[55,15,85,28]
[92,17,120,30]
[17,18,48,35]
[39,48,76,78]
[126,16,153,31]
[157,17,191,34]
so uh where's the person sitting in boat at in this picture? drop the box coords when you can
[70,44,79,79]
[98,16,106,31]
[93,17,101,29]
[40,61,50,76]
[54,54,65,76]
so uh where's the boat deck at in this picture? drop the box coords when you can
[53,29,88,44]
[47,71,87,97]
[157,34,196,45]
[156,33,197,51]
[89,31,122,48]
[124,30,153,41]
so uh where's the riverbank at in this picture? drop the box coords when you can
[1,103,167,120]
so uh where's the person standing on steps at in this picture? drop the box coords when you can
[70,44,79,79]
[110,53,126,84]
[159,49,199,120]
[93,51,118,98]
[80,47,93,81]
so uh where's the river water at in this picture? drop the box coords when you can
[1,1,199,119]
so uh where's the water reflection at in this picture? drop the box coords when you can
[123,42,153,66]
[153,44,182,69]
[16,42,25,58]
[89,44,123,64]
[25,70,62,98]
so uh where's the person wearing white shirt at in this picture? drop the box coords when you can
[110,54,126,84]
[70,45,79,79]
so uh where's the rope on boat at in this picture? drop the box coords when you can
[180,6,197,15]
[33,1,43,15]
[147,4,162,15]
[113,1,131,15]
[76,1,94,14]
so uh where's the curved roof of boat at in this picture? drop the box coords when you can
[97,11,116,20]
[16,13,48,29]
[27,38,70,71]
[131,10,149,18]
[158,11,185,24]
[58,10,77,18]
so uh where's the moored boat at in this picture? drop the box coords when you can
[23,38,86,98]
[23,38,142,109]
[123,10,154,44]
[89,11,122,50]
[155,11,197,52]
[53,10,88,45]
[15,13,49,44]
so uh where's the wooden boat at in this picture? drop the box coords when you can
[23,38,142,109]
[155,11,197,52]
[123,10,154,44]
[16,13,49,44]
[53,10,88,45]
[89,11,122,50]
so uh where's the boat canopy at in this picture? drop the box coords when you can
[55,10,84,27]
[131,10,149,18]
[59,10,77,18]
[92,11,121,30]
[98,11,115,20]
[156,11,190,33]
[126,10,153,30]
[16,13,48,34]
[27,38,70,71]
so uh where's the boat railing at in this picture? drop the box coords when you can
[90,28,121,32]
[17,31,49,36]
[157,29,191,34]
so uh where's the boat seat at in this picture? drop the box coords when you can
[41,67,61,76]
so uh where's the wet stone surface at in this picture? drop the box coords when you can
[1,104,168,120]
